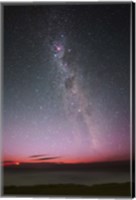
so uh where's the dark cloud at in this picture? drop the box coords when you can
[29,154,47,158]
[65,75,75,90]
[34,156,60,161]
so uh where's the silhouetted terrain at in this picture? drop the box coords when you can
[3,160,130,187]
[4,182,130,196]
[3,160,130,172]
[3,160,131,197]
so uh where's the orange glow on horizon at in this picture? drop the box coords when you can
[3,153,129,167]
[15,162,20,166]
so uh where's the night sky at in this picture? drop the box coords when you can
[3,3,131,165]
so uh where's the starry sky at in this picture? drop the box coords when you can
[3,3,131,165]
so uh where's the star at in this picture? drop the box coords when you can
[39,106,43,110]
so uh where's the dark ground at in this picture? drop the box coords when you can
[3,182,131,197]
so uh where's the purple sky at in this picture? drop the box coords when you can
[3,4,130,165]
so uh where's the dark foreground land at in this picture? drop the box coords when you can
[4,182,130,197]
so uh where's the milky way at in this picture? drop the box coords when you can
[3,4,131,163]
[50,34,93,153]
